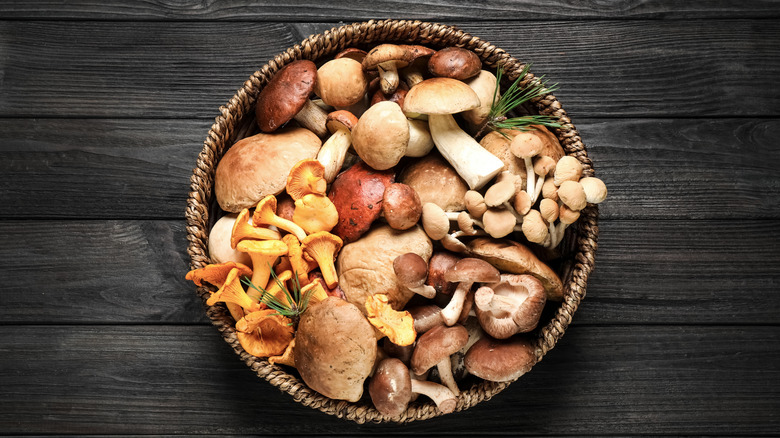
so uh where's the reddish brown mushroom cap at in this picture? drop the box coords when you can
[410,324,469,375]
[428,47,482,80]
[328,161,395,243]
[382,183,423,231]
[255,60,318,133]
[326,110,358,134]
[369,358,413,417]
[443,258,501,284]
[464,335,536,382]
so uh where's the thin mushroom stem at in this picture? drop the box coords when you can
[441,282,473,326]
[532,173,545,204]
[293,99,329,138]
[436,358,460,396]
[524,157,535,201]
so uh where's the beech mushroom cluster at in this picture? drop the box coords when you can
[189,42,607,418]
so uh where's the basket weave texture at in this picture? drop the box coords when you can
[185,19,599,423]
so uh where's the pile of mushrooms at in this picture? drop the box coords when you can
[187,42,608,418]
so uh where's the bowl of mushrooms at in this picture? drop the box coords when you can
[185,19,604,423]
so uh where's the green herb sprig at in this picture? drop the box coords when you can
[477,63,562,137]
[241,268,314,329]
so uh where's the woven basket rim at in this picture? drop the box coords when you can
[184,18,600,424]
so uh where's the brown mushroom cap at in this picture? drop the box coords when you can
[371,81,409,107]
[214,128,322,212]
[334,47,368,63]
[326,110,358,134]
[328,161,395,244]
[351,101,409,170]
[369,358,413,417]
[393,252,435,299]
[315,58,369,108]
[255,60,318,133]
[426,251,461,297]
[382,183,423,230]
[427,47,482,80]
[399,153,469,212]
[464,335,535,382]
[410,324,469,375]
[403,77,481,115]
[363,44,410,70]
[443,257,501,284]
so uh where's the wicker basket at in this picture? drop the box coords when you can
[185,19,599,423]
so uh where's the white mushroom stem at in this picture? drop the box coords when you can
[410,379,457,414]
[317,128,352,183]
[441,282,473,326]
[524,157,536,203]
[377,62,400,95]
[532,173,546,204]
[428,113,504,190]
[475,286,520,315]
[293,99,329,138]
[406,118,435,157]
[550,221,570,248]
[436,359,460,396]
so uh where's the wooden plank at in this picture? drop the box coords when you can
[2,118,778,220]
[0,325,776,434]
[1,219,778,325]
[0,20,778,118]
[1,1,778,20]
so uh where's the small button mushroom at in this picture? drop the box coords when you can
[553,155,584,186]
[482,208,519,239]
[513,190,533,216]
[484,177,524,221]
[474,274,547,339]
[316,110,359,183]
[301,231,343,289]
[255,60,328,137]
[404,78,504,190]
[509,131,545,201]
[421,202,452,241]
[363,44,411,95]
[411,324,469,396]
[531,155,556,204]
[427,47,482,81]
[464,190,488,219]
[550,204,581,248]
[351,101,410,170]
[314,57,368,108]
[579,176,608,204]
[457,211,484,236]
[328,161,395,244]
[521,209,549,245]
[393,253,436,299]
[557,180,588,211]
[440,258,501,326]
[541,176,559,202]
[370,358,457,416]
[464,335,536,382]
[382,183,423,231]
[539,198,560,244]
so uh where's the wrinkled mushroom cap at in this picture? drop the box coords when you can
[553,155,584,186]
[464,335,535,382]
[286,158,327,201]
[403,77,481,115]
[521,209,549,244]
[427,47,482,80]
[315,58,369,108]
[352,101,409,170]
[215,128,322,213]
[255,60,318,133]
[328,161,395,244]
[410,324,469,375]
[482,208,517,239]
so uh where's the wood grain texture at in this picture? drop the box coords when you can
[0,325,776,435]
[2,118,777,220]
[1,1,779,20]
[1,219,777,325]
[0,20,778,118]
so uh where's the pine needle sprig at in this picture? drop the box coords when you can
[241,267,314,328]
[478,63,562,137]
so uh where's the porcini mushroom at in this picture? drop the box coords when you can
[362,44,411,95]
[301,231,343,289]
[393,252,436,299]
[411,323,469,396]
[463,70,500,129]
[292,193,339,234]
[208,214,253,266]
[252,195,307,242]
[405,118,435,158]
[404,78,504,189]
[464,335,536,382]
[351,101,410,170]
[427,47,482,80]
[369,358,457,416]
[255,60,328,137]
[398,44,436,88]
[286,159,327,201]
[382,183,422,231]
[316,110,359,183]
[474,274,547,339]
[440,258,500,326]
[314,57,368,108]
[399,153,469,212]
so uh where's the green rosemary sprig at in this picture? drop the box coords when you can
[477,63,562,138]
[241,267,314,328]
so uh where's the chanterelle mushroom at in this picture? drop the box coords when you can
[301,231,343,289]
[474,274,547,339]
[230,208,281,250]
[236,239,289,298]
[292,193,338,234]
[286,159,327,201]
[253,195,307,242]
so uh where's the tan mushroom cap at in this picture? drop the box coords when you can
[521,209,549,244]
[557,180,588,211]
[482,208,517,239]
[363,44,411,70]
[484,178,516,207]
[558,204,581,225]
[553,155,584,186]
[315,58,369,108]
[464,190,488,219]
[214,128,322,213]
[334,47,368,63]
[255,60,318,133]
[403,77,481,115]
[351,101,409,170]
[513,190,532,216]
[399,153,469,212]
[579,177,608,204]
[510,131,545,159]
[443,257,500,285]
[464,335,536,382]
[539,198,560,223]
[421,202,450,240]
[534,155,556,177]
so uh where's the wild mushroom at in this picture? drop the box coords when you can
[230,208,282,249]
[252,195,307,242]
[408,304,446,334]
[404,78,504,189]
[474,274,547,339]
[456,211,485,236]
[351,101,410,170]
[316,110,359,183]
[185,262,253,321]
[235,239,289,299]
[440,258,501,326]
[208,214,253,266]
[482,207,519,239]
[531,155,556,204]
[314,57,368,108]
[410,323,469,396]
[553,155,584,186]
[365,294,417,347]
[426,251,461,298]
[328,161,395,243]
[421,202,453,240]
[362,44,411,95]
[205,266,263,313]
[286,159,327,201]
[301,231,343,289]
[398,44,436,88]
[370,358,457,416]
[292,193,339,234]
[235,308,295,358]
[550,204,581,248]
[521,209,549,245]
[462,70,499,130]
[541,176,559,202]
[371,81,408,108]
[427,47,481,81]
[382,183,422,231]
[255,60,328,137]
[579,176,608,204]
[513,190,533,216]
[509,131,544,202]
[557,180,588,212]
[268,338,296,368]
[393,252,436,299]
[399,153,469,212]
[405,118,435,158]
[484,176,524,222]
[464,190,488,219]
[295,297,377,402]
[539,198,560,244]
[464,335,536,382]
[214,127,321,212]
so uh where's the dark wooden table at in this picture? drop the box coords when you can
[2,2,779,435]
